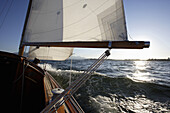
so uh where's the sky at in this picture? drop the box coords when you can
[0,0,170,59]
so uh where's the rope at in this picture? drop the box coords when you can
[69,56,72,86]
[41,49,111,113]
[20,59,26,113]
[13,60,28,83]
[128,32,134,41]
[0,0,14,30]
[0,0,9,17]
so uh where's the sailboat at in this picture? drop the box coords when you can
[1,0,149,112]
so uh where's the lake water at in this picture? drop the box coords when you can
[39,60,170,112]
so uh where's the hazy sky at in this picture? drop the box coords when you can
[0,0,170,59]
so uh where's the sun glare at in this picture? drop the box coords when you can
[132,61,152,82]
[134,61,147,70]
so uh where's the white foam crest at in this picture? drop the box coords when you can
[37,63,108,78]
[63,69,84,74]
[93,71,107,77]
[38,63,57,72]
[38,63,85,74]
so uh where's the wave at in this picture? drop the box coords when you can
[74,74,170,113]
[38,63,58,72]
[39,63,170,112]
[41,63,170,99]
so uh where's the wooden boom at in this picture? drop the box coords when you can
[23,41,150,49]
[18,41,150,56]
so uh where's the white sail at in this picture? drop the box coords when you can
[23,0,127,60]
[28,47,73,61]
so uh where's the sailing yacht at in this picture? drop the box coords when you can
[1,0,149,112]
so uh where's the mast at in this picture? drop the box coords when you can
[18,0,32,56]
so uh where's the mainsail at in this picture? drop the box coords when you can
[19,0,147,60]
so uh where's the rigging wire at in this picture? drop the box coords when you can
[0,0,14,30]
[69,53,75,86]
[128,32,134,41]
[0,0,9,17]
[41,49,111,112]
[69,55,73,86]
[20,59,27,113]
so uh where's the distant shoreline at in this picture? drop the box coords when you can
[108,59,170,61]
[97,59,170,61]
[86,58,170,61]
[147,59,170,61]
[13,52,170,61]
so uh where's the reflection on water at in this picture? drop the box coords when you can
[41,60,170,112]
[134,61,147,70]
[129,61,153,82]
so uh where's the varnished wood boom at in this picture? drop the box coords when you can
[23,41,150,49]
[18,41,150,56]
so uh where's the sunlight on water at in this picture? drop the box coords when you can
[42,60,170,112]
[134,61,147,70]
[132,61,153,82]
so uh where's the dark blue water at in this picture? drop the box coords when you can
[39,60,170,112]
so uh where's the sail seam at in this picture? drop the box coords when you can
[29,0,113,35]
[26,12,124,42]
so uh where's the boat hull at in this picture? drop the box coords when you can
[0,51,47,112]
[0,51,83,113]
